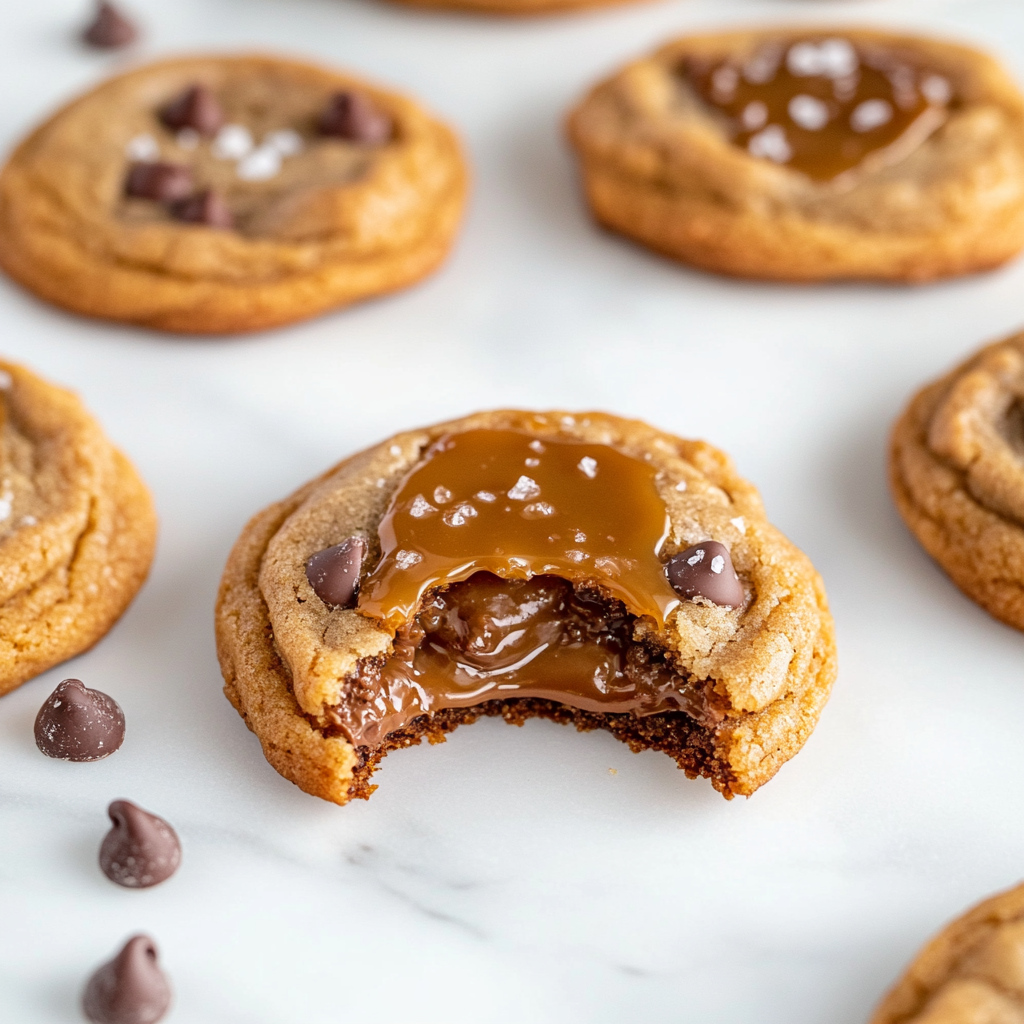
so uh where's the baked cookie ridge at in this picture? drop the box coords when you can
[216,410,836,804]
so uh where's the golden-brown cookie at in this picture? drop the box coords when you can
[890,331,1024,631]
[870,880,1024,1024]
[566,28,1024,283]
[0,55,468,334]
[0,360,157,697]
[215,410,836,806]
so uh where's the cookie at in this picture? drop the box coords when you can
[0,361,156,698]
[870,880,1024,1023]
[890,332,1024,631]
[215,410,836,805]
[566,28,1024,282]
[0,55,467,334]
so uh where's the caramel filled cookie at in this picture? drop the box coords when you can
[0,361,156,698]
[890,331,1024,631]
[566,29,1024,282]
[216,411,835,805]
[0,55,467,334]
[870,880,1024,1023]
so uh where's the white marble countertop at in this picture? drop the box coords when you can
[2,0,1024,1020]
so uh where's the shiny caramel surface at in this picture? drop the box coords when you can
[683,37,952,181]
[357,429,680,630]
[338,573,704,747]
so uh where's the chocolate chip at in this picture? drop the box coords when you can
[82,1,138,48]
[306,537,367,608]
[666,541,744,608]
[99,801,181,889]
[124,162,193,202]
[170,190,233,228]
[82,935,171,1024]
[159,85,224,136]
[34,679,125,762]
[319,92,392,144]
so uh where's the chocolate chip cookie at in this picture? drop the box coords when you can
[0,361,156,698]
[891,331,1024,631]
[0,55,467,334]
[870,880,1024,1024]
[566,28,1024,282]
[216,410,836,805]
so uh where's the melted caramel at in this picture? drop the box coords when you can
[684,37,952,181]
[358,429,680,631]
[338,573,707,747]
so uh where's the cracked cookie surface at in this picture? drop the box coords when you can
[566,28,1024,282]
[215,410,836,805]
[891,331,1024,630]
[0,360,156,697]
[0,55,467,334]
[871,881,1024,1024]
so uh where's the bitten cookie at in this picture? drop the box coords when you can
[566,28,1024,282]
[870,880,1024,1024]
[890,331,1024,631]
[0,55,467,334]
[215,410,836,805]
[0,361,156,698]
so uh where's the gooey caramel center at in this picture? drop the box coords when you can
[357,429,681,630]
[683,36,952,181]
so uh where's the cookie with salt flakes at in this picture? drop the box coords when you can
[0,55,467,334]
[216,410,835,806]
[567,28,1024,282]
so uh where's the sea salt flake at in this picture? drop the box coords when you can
[687,548,706,566]
[265,128,303,156]
[574,531,586,543]
[748,125,792,163]
[921,74,951,105]
[675,480,687,492]
[125,134,158,161]
[741,101,768,131]
[443,503,477,527]
[594,556,621,577]
[433,486,452,505]
[525,458,540,468]
[507,476,541,501]
[213,124,254,160]
[787,39,857,79]
[237,145,282,181]
[408,495,437,518]
[710,555,725,574]
[522,502,555,519]
[789,94,830,131]
[529,440,545,453]
[577,457,598,479]
[851,99,892,133]
[566,549,587,563]
[395,550,422,570]
[389,444,402,456]
[474,491,497,503]
[730,516,746,534]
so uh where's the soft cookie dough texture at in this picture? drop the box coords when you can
[566,28,1024,282]
[891,332,1024,631]
[871,881,1024,1024]
[216,410,836,805]
[0,55,467,334]
[0,361,156,697]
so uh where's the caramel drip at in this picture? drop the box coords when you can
[357,429,680,631]
[684,37,952,181]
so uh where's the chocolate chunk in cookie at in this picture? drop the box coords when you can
[666,541,744,608]
[99,800,181,888]
[124,162,193,202]
[217,411,835,805]
[567,28,1024,282]
[159,84,224,136]
[169,189,233,228]
[305,537,366,609]
[82,2,138,49]
[34,678,125,761]
[319,91,392,144]
[82,935,171,1024]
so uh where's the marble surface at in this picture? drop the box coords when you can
[2,0,1024,1020]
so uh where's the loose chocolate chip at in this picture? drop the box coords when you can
[159,85,224,136]
[82,935,171,1024]
[319,92,392,144]
[666,540,744,609]
[34,679,125,762]
[306,537,367,608]
[82,1,138,48]
[99,800,181,889]
[170,190,233,228]
[124,162,193,203]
